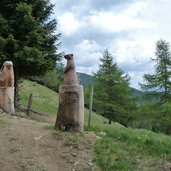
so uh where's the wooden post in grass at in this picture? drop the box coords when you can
[88,84,94,127]
[27,93,33,116]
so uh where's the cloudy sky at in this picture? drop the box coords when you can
[51,0,171,89]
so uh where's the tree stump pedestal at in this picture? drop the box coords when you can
[55,85,84,132]
[0,87,15,114]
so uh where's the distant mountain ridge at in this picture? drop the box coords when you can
[77,72,95,88]
[77,72,158,105]
[77,71,140,90]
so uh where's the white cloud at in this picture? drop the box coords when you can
[88,12,155,33]
[58,12,81,36]
[52,0,171,89]
[115,40,155,65]
[73,40,101,68]
[123,1,147,17]
[128,71,145,88]
[74,39,100,52]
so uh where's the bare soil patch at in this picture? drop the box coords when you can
[0,113,100,171]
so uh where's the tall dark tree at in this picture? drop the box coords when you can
[140,39,171,104]
[93,50,134,125]
[0,0,61,105]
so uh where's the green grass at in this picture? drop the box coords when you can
[9,147,18,154]
[19,80,58,115]
[88,124,171,170]
[53,130,81,146]
[19,80,171,171]
[19,79,108,124]
[0,118,7,125]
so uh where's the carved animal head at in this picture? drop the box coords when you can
[3,61,13,70]
[0,61,13,72]
[0,61,14,87]
[64,54,73,60]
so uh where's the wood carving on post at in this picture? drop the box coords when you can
[0,61,15,114]
[63,54,79,85]
[55,54,84,132]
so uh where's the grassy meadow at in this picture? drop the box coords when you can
[19,79,108,124]
[19,80,171,171]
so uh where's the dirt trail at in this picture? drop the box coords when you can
[0,113,99,171]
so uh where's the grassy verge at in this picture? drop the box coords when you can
[86,124,171,171]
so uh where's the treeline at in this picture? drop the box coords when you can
[31,40,171,135]
[84,40,171,135]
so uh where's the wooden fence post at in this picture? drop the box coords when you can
[88,85,94,127]
[27,93,33,116]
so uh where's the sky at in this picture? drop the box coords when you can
[50,0,171,89]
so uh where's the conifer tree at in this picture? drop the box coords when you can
[140,39,171,104]
[0,0,61,105]
[94,50,134,125]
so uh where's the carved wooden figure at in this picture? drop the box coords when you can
[0,61,15,114]
[63,54,79,85]
[0,61,14,87]
[55,54,84,132]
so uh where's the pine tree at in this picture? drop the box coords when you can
[94,50,134,125]
[0,0,61,105]
[140,39,171,104]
